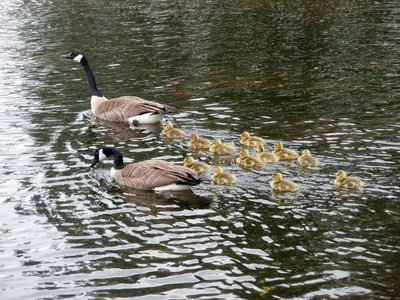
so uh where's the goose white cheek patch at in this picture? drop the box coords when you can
[98,149,108,161]
[73,54,83,62]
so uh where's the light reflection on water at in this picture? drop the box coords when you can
[1,0,400,299]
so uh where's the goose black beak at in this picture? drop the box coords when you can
[90,159,99,168]
[62,52,73,59]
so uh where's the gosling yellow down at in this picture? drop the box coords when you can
[334,170,364,189]
[240,131,265,147]
[161,121,186,139]
[183,156,210,174]
[211,166,237,185]
[209,139,235,155]
[298,149,319,167]
[270,172,299,192]
[273,141,299,160]
[236,149,264,169]
[189,133,211,150]
[256,143,279,163]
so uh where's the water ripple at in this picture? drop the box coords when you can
[1,0,400,299]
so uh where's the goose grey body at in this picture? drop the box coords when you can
[91,147,201,191]
[63,50,176,124]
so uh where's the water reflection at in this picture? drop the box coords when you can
[1,0,400,299]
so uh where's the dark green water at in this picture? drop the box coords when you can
[1,0,399,299]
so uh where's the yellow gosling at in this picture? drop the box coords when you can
[256,143,279,163]
[334,170,364,189]
[189,133,211,150]
[161,121,186,139]
[240,131,265,147]
[183,156,210,174]
[211,166,237,185]
[270,171,299,192]
[209,139,235,155]
[298,149,319,167]
[236,149,264,169]
[273,141,299,160]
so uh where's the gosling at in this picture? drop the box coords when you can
[298,149,319,167]
[209,139,235,155]
[334,170,364,189]
[236,149,264,169]
[240,131,265,147]
[189,133,211,150]
[183,156,210,175]
[211,166,237,185]
[270,171,299,192]
[273,141,299,160]
[161,121,186,139]
[256,143,279,163]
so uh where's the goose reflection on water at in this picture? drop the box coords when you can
[96,177,211,207]
[87,115,162,141]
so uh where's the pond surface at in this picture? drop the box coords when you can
[1,0,400,299]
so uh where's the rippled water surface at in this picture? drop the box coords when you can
[1,0,400,299]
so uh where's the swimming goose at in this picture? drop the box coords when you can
[236,149,264,168]
[209,139,235,155]
[63,50,176,125]
[298,149,319,167]
[240,131,265,147]
[161,121,186,139]
[183,156,210,174]
[189,133,212,150]
[334,170,364,189]
[273,141,299,160]
[90,147,201,191]
[270,172,299,192]
[256,143,279,163]
[211,166,237,185]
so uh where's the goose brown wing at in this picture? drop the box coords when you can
[95,96,176,122]
[117,160,200,190]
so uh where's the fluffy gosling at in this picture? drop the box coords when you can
[270,171,299,192]
[236,149,264,169]
[189,133,211,150]
[298,149,319,167]
[209,139,235,155]
[240,131,265,147]
[334,170,364,189]
[273,141,299,160]
[211,166,237,185]
[161,121,185,139]
[256,143,279,163]
[183,156,210,174]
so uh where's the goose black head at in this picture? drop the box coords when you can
[90,147,122,168]
[90,147,111,168]
[63,50,86,63]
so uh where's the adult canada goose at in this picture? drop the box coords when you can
[90,146,201,191]
[189,133,211,150]
[183,156,210,174]
[211,166,237,185]
[236,149,264,169]
[240,131,265,147]
[63,50,176,125]
[298,149,319,167]
[334,170,364,189]
[161,121,186,139]
[209,139,235,155]
[273,141,299,160]
[270,172,299,192]
[256,143,279,163]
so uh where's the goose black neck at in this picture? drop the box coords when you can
[80,56,102,97]
[108,147,124,170]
